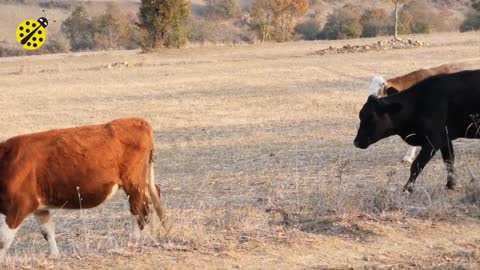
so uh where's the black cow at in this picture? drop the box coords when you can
[354,70,480,192]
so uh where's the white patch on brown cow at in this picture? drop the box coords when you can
[0,214,19,260]
[105,184,119,202]
[37,202,48,210]
[129,215,141,243]
[39,221,59,257]
[34,210,59,257]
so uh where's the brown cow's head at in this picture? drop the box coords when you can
[382,84,400,96]
[354,95,403,149]
[367,76,387,96]
[367,78,399,97]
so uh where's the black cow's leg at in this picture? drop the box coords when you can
[403,145,437,193]
[440,140,456,190]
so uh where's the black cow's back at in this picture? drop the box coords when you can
[387,70,480,142]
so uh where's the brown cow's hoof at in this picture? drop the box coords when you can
[128,240,140,249]
[49,252,60,259]
[161,218,172,234]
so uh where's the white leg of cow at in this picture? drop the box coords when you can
[131,215,141,241]
[0,214,19,261]
[34,210,59,257]
[128,215,142,248]
[402,146,418,163]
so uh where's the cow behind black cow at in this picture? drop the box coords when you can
[354,70,480,192]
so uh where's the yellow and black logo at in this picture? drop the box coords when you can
[16,17,48,50]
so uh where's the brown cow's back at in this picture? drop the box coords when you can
[385,63,466,93]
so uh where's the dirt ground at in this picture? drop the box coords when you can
[0,32,480,269]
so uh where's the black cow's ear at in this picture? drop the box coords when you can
[380,102,403,114]
[367,94,379,104]
[385,87,399,96]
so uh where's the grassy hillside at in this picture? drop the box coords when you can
[0,0,473,52]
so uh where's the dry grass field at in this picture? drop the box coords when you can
[0,32,480,269]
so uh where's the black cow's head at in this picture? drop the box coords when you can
[354,95,403,149]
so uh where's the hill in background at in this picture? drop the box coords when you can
[0,0,475,55]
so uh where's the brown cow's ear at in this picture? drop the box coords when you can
[385,87,399,96]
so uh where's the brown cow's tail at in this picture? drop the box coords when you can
[147,149,168,229]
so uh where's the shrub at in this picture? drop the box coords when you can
[295,19,321,40]
[0,0,35,4]
[460,10,480,31]
[411,21,431,33]
[0,46,25,57]
[120,14,144,50]
[360,8,390,37]
[138,0,190,49]
[320,4,363,40]
[397,9,413,34]
[62,4,142,51]
[205,0,241,20]
[399,0,445,33]
[188,19,255,44]
[251,0,309,42]
[38,0,71,9]
[61,5,96,51]
[473,0,480,12]
[92,3,122,50]
[250,0,275,41]
[42,34,70,54]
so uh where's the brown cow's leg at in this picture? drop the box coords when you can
[34,210,60,257]
[129,215,141,243]
[0,200,36,260]
[123,184,149,241]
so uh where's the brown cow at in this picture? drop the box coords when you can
[366,63,466,163]
[0,118,166,259]
[367,63,466,97]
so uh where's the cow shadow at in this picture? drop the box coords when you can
[297,218,376,242]
[269,213,378,242]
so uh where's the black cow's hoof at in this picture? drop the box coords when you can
[403,184,414,194]
[445,182,456,191]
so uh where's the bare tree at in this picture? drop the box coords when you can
[384,0,411,40]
